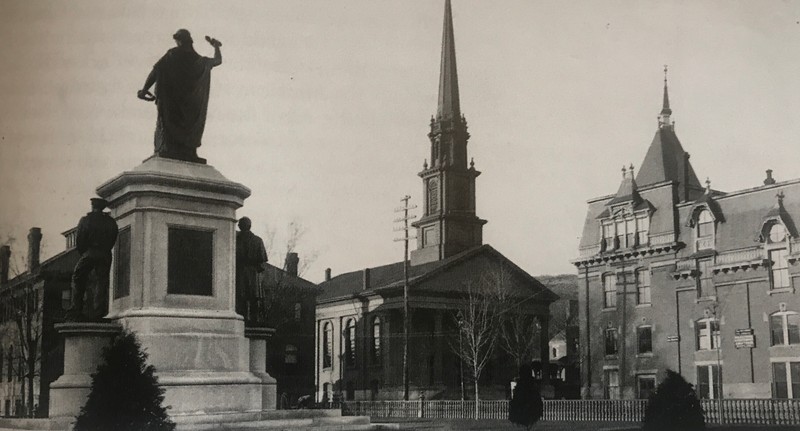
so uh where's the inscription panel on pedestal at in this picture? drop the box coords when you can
[168,227,213,296]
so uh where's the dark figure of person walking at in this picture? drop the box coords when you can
[509,364,544,430]
[68,198,118,321]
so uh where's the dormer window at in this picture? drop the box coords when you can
[600,211,650,251]
[769,223,788,243]
[695,209,715,251]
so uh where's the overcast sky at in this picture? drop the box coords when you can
[1,0,800,282]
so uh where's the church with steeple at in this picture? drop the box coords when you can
[575,68,800,400]
[315,0,556,402]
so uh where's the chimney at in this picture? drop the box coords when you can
[764,169,776,186]
[362,268,371,290]
[285,252,299,277]
[0,246,10,284]
[27,227,42,272]
[325,268,331,281]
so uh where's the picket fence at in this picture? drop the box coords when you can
[340,398,800,425]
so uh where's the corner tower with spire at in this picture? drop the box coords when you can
[635,66,704,203]
[410,0,486,266]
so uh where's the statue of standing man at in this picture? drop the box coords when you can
[138,29,222,164]
[235,217,268,326]
[68,198,118,321]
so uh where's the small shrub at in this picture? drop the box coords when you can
[74,330,175,431]
[642,369,705,431]
[509,364,543,430]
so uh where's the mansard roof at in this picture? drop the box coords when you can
[317,244,557,304]
[635,127,702,191]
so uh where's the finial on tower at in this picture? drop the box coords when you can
[629,164,635,179]
[470,157,475,169]
[621,165,627,178]
[659,65,672,128]
[423,159,428,170]
[705,177,711,193]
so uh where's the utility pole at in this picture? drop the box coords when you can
[394,195,417,401]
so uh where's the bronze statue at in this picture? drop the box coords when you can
[68,198,119,321]
[235,217,268,326]
[138,29,222,164]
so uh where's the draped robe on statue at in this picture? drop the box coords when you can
[152,46,217,162]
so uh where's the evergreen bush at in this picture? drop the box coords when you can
[74,330,175,431]
[642,369,705,431]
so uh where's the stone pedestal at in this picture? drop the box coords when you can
[92,156,265,417]
[49,322,122,418]
[245,327,277,410]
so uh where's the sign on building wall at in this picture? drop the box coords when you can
[734,328,755,349]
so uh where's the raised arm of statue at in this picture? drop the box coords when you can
[206,36,222,67]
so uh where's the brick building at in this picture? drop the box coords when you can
[574,72,800,400]
[315,0,555,402]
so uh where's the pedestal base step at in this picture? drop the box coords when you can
[179,415,373,431]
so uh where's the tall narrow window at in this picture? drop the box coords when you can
[773,362,800,399]
[603,274,617,308]
[770,248,790,290]
[697,364,722,399]
[696,318,720,350]
[322,322,332,368]
[604,369,620,399]
[427,179,439,214]
[636,268,651,305]
[604,328,618,356]
[344,319,356,367]
[615,220,625,249]
[602,223,614,251]
[284,344,298,365]
[625,218,636,248]
[6,346,12,382]
[696,210,714,250]
[637,375,656,399]
[697,258,713,298]
[770,311,800,346]
[636,216,649,246]
[371,316,382,364]
[637,326,653,354]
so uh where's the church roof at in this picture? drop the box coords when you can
[635,127,702,191]
[437,0,461,120]
[317,244,557,304]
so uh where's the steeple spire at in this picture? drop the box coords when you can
[437,0,461,120]
[659,65,672,127]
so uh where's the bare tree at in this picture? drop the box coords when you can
[12,284,42,417]
[450,270,505,417]
[497,309,540,371]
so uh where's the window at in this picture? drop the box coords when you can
[696,318,720,350]
[637,375,657,399]
[602,223,614,251]
[322,322,332,368]
[770,248,790,290]
[344,319,356,367]
[625,218,636,248]
[603,274,617,308]
[695,210,715,251]
[604,328,618,356]
[636,216,649,246]
[604,369,620,399]
[284,344,298,365]
[697,365,722,399]
[769,223,788,243]
[615,220,625,249]
[294,303,302,321]
[6,346,11,382]
[552,347,558,359]
[697,258,713,298]
[637,268,651,305]
[637,326,653,354]
[427,179,439,214]
[60,289,71,312]
[773,362,800,399]
[770,311,800,346]
[371,316,382,364]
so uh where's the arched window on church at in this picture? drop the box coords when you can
[371,316,381,364]
[322,322,332,368]
[344,319,356,368]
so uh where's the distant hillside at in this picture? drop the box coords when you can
[537,274,578,301]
